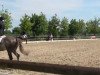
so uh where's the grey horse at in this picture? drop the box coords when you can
[0,36,28,61]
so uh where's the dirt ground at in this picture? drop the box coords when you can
[0,39,100,75]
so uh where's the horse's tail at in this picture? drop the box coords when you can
[17,38,29,55]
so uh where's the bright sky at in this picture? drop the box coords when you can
[0,0,100,28]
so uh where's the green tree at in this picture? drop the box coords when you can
[68,19,78,38]
[77,19,86,35]
[12,27,21,35]
[20,14,32,35]
[0,9,12,30]
[31,13,48,36]
[30,13,38,36]
[86,18,100,35]
[4,30,12,35]
[48,14,60,37]
[60,17,69,36]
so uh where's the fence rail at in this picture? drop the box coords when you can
[27,35,100,41]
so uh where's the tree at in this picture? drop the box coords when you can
[30,13,38,36]
[68,19,78,38]
[48,14,60,37]
[0,9,12,31]
[12,27,21,35]
[20,14,32,36]
[31,13,48,36]
[60,17,69,36]
[86,18,100,35]
[4,30,12,35]
[77,19,86,35]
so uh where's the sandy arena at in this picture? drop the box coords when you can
[0,39,100,75]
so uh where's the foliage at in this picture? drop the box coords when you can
[20,14,32,35]
[60,17,69,36]
[48,14,60,37]
[0,9,12,30]
[12,27,21,35]
[68,19,78,37]
[31,13,48,36]
[77,19,86,35]
[0,8,100,37]
[86,18,100,35]
[5,30,12,35]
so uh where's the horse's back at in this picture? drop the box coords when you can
[1,36,19,50]
[1,35,22,48]
[3,36,18,43]
[3,36,16,40]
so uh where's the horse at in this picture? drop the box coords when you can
[0,35,29,61]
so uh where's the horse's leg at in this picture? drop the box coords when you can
[5,45,13,60]
[7,51,13,60]
[12,42,20,61]
[12,51,20,61]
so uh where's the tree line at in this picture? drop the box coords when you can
[1,10,100,38]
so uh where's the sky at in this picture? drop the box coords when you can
[0,0,100,28]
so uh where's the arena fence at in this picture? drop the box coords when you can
[27,35,100,41]
[0,59,100,75]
